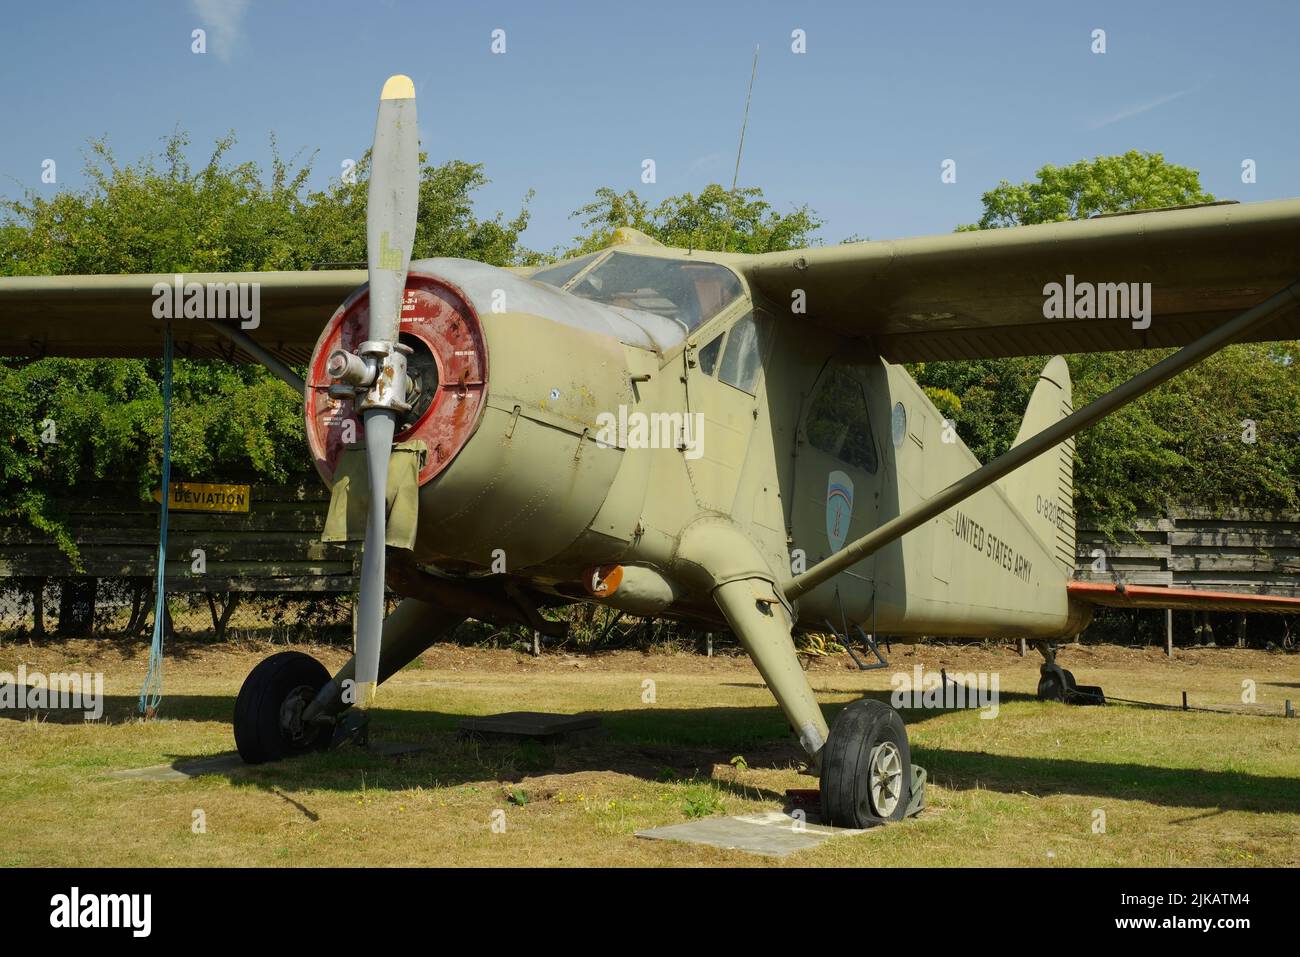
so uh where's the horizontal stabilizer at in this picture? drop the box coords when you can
[1068,580,1300,614]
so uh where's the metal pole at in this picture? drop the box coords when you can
[206,320,306,396]
[139,324,173,716]
[786,279,1300,601]
[1165,608,1173,657]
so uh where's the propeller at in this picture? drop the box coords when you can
[328,75,420,716]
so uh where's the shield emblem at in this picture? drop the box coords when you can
[826,470,854,553]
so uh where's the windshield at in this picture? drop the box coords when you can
[529,253,599,288]
[536,252,743,334]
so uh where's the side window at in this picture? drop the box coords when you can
[698,334,724,375]
[718,313,763,394]
[806,364,879,473]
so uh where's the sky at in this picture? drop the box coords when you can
[2,0,1298,255]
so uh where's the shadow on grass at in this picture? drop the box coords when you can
[43,689,1297,817]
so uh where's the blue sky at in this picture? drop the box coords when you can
[2,0,1297,255]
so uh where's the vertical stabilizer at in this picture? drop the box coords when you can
[999,356,1076,576]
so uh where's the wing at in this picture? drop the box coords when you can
[0,270,366,363]
[742,199,1300,362]
[1068,581,1300,614]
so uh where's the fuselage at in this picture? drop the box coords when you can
[306,239,1084,642]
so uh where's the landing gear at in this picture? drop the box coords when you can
[1037,664,1077,702]
[1034,641,1106,705]
[234,652,333,764]
[820,699,914,827]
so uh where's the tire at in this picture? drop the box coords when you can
[1037,665,1074,702]
[820,698,912,827]
[234,651,332,764]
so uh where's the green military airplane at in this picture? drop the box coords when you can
[4,76,1300,827]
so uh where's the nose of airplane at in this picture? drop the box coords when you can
[305,262,637,574]
[305,270,489,487]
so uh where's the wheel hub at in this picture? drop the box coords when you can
[868,741,904,817]
[279,685,317,743]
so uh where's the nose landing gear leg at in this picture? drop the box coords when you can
[712,575,926,828]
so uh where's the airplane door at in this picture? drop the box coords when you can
[791,361,883,621]
[683,311,767,511]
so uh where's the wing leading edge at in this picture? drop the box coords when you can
[0,270,366,364]
[742,198,1300,362]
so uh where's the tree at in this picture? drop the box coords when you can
[566,184,822,256]
[958,150,1215,230]
[297,152,538,268]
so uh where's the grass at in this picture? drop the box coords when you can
[0,638,1297,867]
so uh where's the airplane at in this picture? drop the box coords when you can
[3,75,1300,828]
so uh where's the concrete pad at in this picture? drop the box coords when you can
[636,809,869,857]
[458,711,600,741]
[106,740,428,781]
[107,752,245,781]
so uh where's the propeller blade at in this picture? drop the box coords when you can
[353,408,396,708]
[366,74,419,343]
[353,74,419,710]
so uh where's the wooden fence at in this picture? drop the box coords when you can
[1075,508,1300,597]
[0,490,1294,642]
[0,481,356,593]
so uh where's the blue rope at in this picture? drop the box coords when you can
[139,324,173,717]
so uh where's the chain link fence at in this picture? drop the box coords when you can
[0,576,357,645]
[2,577,1294,653]
[0,576,730,655]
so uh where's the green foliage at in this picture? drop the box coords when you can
[1074,344,1300,528]
[0,357,309,562]
[681,784,725,819]
[0,132,536,556]
[0,132,536,275]
[566,183,821,255]
[918,152,1299,533]
[958,150,1216,230]
[296,151,537,268]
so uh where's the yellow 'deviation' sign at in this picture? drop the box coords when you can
[152,482,251,513]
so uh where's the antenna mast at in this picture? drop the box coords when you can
[723,44,760,252]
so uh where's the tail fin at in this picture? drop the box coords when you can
[998,355,1076,577]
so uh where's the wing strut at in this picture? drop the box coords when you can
[205,321,306,396]
[785,277,1300,602]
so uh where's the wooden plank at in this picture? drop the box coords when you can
[166,512,325,532]
[1169,556,1300,572]
[1075,544,1171,560]
[1168,530,1300,548]
[1169,507,1300,525]
[1074,570,1173,586]
[164,576,356,593]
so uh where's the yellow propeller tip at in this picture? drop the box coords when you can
[380,74,415,100]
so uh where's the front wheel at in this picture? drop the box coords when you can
[820,698,912,827]
[234,651,332,764]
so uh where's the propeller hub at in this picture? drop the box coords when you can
[355,345,412,414]
[326,349,375,387]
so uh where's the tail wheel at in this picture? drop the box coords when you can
[234,651,332,764]
[820,698,913,827]
[1037,664,1076,702]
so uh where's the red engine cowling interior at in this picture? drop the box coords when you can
[305,272,488,485]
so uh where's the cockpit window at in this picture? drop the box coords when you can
[563,253,743,334]
[529,253,600,288]
[807,364,879,474]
